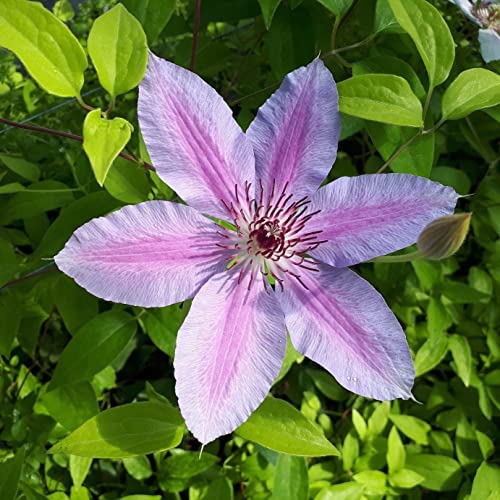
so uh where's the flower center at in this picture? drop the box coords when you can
[217,180,325,291]
[474,2,500,32]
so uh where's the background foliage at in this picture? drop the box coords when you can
[0,0,499,498]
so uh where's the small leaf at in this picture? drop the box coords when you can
[352,409,367,441]
[0,154,40,181]
[387,426,405,474]
[338,74,423,127]
[69,456,92,488]
[315,482,364,500]
[88,4,148,96]
[49,311,136,390]
[353,470,387,494]
[316,0,353,17]
[389,468,424,489]
[388,0,454,88]
[405,454,462,492]
[272,454,308,500]
[414,332,449,377]
[123,456,153,481]
[103,157,150,204]
[449,335,472,387]
[442,68,500,120]
[0,448,25,500]
[342,432,359,471]
[367,401,390,437]
[236,396,339,457]
[470,462,500,500]
[83,109,133,186]
[389,414,431,445]
[374,0,403,34]
[0,0,87,96]
[50,402,185,458]
[258,0,282,29]
[122,0,176,43]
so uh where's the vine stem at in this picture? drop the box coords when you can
[190,0,202,71]
[372,250,421,263]
[0,262,57,291]
[0,117,155,171]
[376,120,445,174]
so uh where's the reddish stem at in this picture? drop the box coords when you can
[0,117,155,171]
[190,0,202,71]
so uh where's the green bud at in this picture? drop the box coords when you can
[417,213,472,260]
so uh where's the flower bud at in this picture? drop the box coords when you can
[417,213,472,260]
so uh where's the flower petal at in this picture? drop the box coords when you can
[138,53,255,219]
[279,265,414,400]
[450,0,478,24]
[55,201,226,307]
[308,174,458,267]
[246,58,340,199]
[174,271,286,444]
[479,29,500,63]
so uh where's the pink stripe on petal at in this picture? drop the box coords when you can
[138,53,255,219]
[174,270,286,444]
[247,58,340,199]
[55,201,227,307]
[309,174,459,267]
[279,265,414,401]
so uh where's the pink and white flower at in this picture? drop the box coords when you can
[56,53,458,444]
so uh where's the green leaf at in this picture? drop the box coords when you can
[470,462,500,500]
[258,0,282,29]
[387,426,405,474]
[54,275,99,335]
[0,154,40,181]
[122,0,176,43]
[41,382,99,431]
[366,122,434,176]
[431,166,471,195]
[69,456,92,488]
[352,56,425,100]
[315,482,364,500]
[351,409,367,441]
[50,402,184,458]
[83,109,133,186]
[272,454,308,499]
[442,69,500,120]
[388,0,454,88]
[389,414,431,445]
[374,0,403,34]
[88,4,148,96]
[0,448,25,500]
[449,335,472,387]
[367,401,390,437]
[353,470,387,494]
[389,468,424,489]
[123,456,153,481]
[0,180,74,225]
[307,368,348,401]
[53,0,75,22]
[0,0,87,96]
[405,454,462,491]
[236,397,339,457]
[0,291,22,358]
[414,332,449,377]
[338,74,423,127]
[266,6,315,79]
[439,282,489,303]
[189,477,233,500]
[342,432,359,471]
[104,157,150,204]
[49,311,136,390]
[316,0,353,17]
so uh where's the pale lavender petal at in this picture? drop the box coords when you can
[449,0,479,24]
[246,58,340,199]
[279,265,414,400]
[479,29,500,62]
[138,52,255,219]
[308,174,458,267]
[55,201,227,307]
[174,270,286,444]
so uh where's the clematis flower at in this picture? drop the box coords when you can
[450,0,500,62]
[55,53,459,444]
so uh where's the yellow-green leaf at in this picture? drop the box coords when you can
[0,0,87,97]
[83,109,133,186]
[88,4,148,97]
[442,69,500,120]
[50,402,185,458]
